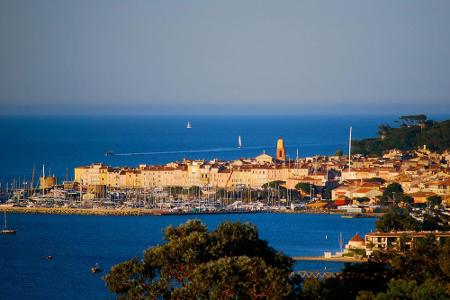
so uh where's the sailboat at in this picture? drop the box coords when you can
[186,122,192,129]
[238,136,242,149]
[1,211,16,235]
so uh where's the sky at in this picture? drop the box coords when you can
[1,0,450,115]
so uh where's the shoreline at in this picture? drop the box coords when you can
[292,256,368,263]
[0,206,383,217]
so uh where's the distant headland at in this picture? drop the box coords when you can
[353,115,450,155]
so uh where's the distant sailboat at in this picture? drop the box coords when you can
[238,136,242,149]
[1,211,16,235]
[186,122,192,129]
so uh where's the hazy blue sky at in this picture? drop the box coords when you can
[1,0,449,115]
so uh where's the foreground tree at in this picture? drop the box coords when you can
[304,238,450,300]
[104,220,295,299]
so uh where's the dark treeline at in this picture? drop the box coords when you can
[104,219,450,299]
[353,115,450,155]
[301,236,450,300]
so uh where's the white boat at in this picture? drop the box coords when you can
[238,135,242,148]
[91,262,103,273]
[186,122,192,129]
[1,211,16,235]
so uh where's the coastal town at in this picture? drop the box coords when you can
[1,137,450,215]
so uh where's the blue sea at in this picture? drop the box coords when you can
[0,114,447,299]
[0,114,421,183]
[0,213,377,300]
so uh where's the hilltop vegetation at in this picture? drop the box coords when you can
[353,115,450,156]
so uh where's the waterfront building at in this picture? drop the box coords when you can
[346,233,365,250]
[71,145,450,207]
[331,181,382,201]
[365,231,450,256]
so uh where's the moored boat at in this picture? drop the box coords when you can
[1,212,16,235]
[91,263,103,273]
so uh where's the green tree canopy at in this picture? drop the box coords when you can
[353,117,450,155]
[295,182,315,194]
[427,195,442,209]
[305,238,450,300]
[375,207,420,232]
[380,182,404,205]
[399,194,414,206]
[262,180,286,189]
[104,220,294,299]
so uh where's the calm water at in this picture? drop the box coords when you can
[0,115,443,298]
[0,213,376,299]
[0,115,403,182]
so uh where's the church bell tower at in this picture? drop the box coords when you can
[276,137,286,161]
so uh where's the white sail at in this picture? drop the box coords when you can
[238,136,242,148]
[186,122,192,129]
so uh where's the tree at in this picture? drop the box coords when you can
[314,239,450,300]
[427,195,442,210]
[295,182,315,195]
[352,117,450,155]
[262,180,285,189]
[172,256,291,299]
[375,207,420,232]
[380,183,404,205]
[377,125,391,140]
[335,149,343,156]
[104,220,295,299]
[399,194,414,207]
[355,197,370,203]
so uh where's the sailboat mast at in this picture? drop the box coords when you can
[339,232,344,252]
[30,165,35,196]
[348,126,352,173]
[42,164,45,196]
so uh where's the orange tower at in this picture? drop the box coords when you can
[276,137,286,161]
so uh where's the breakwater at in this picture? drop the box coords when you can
[0,206,383,217]
[0,206,266,217]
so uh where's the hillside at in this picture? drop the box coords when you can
[353,115,450,155]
